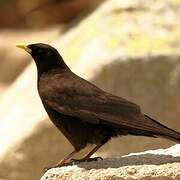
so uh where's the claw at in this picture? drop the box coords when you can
[70,156,103,164]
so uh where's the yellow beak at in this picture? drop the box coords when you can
[16,44,32,53]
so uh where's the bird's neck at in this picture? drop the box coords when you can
[35,58,69,77]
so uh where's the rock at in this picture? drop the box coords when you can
[41,144,180,180]
[54,0,180,80]
[1,0,180,180]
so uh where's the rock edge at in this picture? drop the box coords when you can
[41,144,180,180]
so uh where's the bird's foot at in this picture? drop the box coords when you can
[44,150,78,171]
[43,156,103,171]
[70,156,103,164]
[43,157,103,171]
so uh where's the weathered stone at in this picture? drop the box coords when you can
[41,144,180,180]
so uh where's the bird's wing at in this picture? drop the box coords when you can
[41,74,166,133]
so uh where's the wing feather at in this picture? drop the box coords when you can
[40,72,168,134]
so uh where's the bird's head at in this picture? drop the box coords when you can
[16,43,69,74]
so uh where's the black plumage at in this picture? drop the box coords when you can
[17,43,180,167]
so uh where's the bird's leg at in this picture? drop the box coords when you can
[45,144,103,170]
[71,143,103,163]
[83,143,103,159]
[45,149,78,170]
[55,150,78,166]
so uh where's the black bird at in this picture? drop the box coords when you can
[17,43,180,167]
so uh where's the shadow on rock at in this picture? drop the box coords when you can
[76,153,180,169]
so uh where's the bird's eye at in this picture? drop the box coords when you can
[47,51,52,56]
[37,48,44,54]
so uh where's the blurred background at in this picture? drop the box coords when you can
[0,0,180,179]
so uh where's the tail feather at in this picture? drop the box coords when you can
[145,114,180,143]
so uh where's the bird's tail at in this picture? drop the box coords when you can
[145,114,180,143]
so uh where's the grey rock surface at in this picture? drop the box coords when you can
[41,144,180,180]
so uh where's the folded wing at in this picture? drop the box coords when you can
[42,74,176,137]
